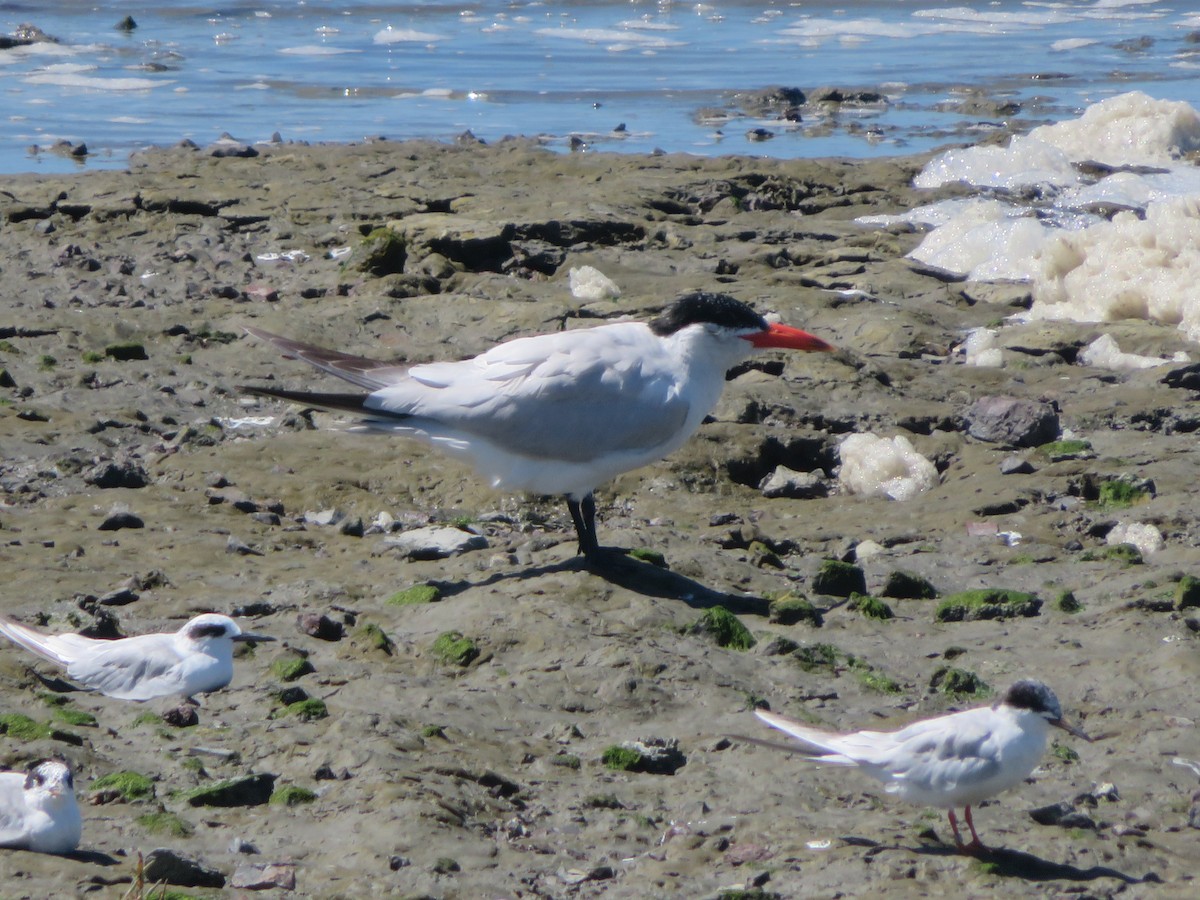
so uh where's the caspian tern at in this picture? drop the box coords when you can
[0,614,275,702]
[241,291,833,558]
[0,759,81,855]
[753,679,1091,852]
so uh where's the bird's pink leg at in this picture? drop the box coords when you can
[946,809,966,850]
[962,805,986,853]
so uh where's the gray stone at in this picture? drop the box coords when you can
[964,396,1059,447]
[759,464,829,499]
[230,862,296,890]
[383,526,488,560]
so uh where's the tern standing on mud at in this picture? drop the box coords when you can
[243,291,833,560]
[754,679,1091,852]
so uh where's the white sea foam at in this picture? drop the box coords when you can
[534,27,685,49]
[837,433,938,502]
[23,73,170,91]
[1030,197,1200,342]
[374,26,446,44]
[568,266,620,301]
[1078,334,1189,370]
[907,199,1055,281]
[280,45,359,56]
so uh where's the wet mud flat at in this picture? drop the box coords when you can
[0,135,1197,897]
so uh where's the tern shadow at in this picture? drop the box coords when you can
[64,848,122,866]
[432,546,770,616]
[912,841,1152,885]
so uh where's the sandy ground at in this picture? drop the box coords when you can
[0,135,1198,899]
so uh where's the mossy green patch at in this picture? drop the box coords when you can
[132,712,162,727]
[37,354,57,370]
[91,770,155,801]
[1175,575,1200,610]
[602,746,644,771]
[793,642,840,672]
[1081,543,1143,566]
[628,547,668,568]
[270,785,317,806]
[934,588,1042,622]
[421,724,446,739]
[1095,479,1149,509]
[270,698,329,721]
[432,857,461,874]
[386,584,442,606]
[811,559,866,597]
[768,593,822,627]
[692,606,756,650]
[716,890,783,900]
[1052,742,1080,763]
[1037,439,1094,461]
[432,631,479,666]
[930,666,991,698]
[0,339,18,353]
[137,811,193,837]
[39,694,97,727]
[0,713,53,741]
[850,593,894,620]
[358,226,407,276]
[81,350,104,364]
[357,621,394,655]
[548,753,581,770]
[1055,590,1083,613]
[270,653,315,682]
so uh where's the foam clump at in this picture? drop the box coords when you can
[568,265,621,301]
[1078,334,1189,370]
[906,199,1051,281]
[838,433,938,502]
[1106,521,1164,557]
[1030,197,1200,342]
[915,91,1200,191]
[962,328,1003,367]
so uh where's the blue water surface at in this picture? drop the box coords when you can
[2,0,1199,174]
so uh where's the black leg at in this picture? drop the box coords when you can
[566,493,600,558]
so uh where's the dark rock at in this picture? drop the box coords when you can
[115,16,137,32]
[297,612,344,641]
[1029,801,1074,826]
[1176,575,1200,610]
[97,511,144,531]
[143,848,225,888]
[97,587,139,606]
[1162,363,1200,392]
[184,773,277,807]
[162,705,200,728]
[964,396,1059,447]
[85,459,150,489]
[1000,456,1036,475]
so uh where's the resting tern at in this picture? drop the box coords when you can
[0,759,81,855]
[0,613,275,702]
[754,679,1090,852]
[242,291,833,558]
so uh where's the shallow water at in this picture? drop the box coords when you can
[2,0,1200,174]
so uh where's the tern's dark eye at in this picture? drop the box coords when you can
[189,622,230,639]
[64,770,74,788]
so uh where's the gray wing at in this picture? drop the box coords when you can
[65,634,186,701]
[369,325,691,462]
[883,712,1000,792]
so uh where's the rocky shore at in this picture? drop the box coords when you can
[0,135,1196,898]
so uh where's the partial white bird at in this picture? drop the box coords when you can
[0,613,275,702]
[754,679,1090,852]
[242,291,833,559]
[0,758,81,855]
